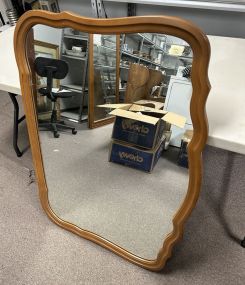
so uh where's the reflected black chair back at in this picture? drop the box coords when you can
[33,57,77,138]
[35,57,68,79]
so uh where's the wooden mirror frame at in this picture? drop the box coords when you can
[14,10,210,271]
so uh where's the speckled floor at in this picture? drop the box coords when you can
[1,90,244,284]
[39,124,188,260]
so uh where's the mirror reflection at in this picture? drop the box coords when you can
[92,34,118,123]
[27,24,193,260]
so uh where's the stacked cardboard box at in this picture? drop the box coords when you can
[109,138,165,173]
[98,101,186,173]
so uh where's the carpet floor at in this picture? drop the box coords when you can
[0,91,244,284]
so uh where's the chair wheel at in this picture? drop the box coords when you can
[54,132,60,138]
[72,129,77,135]
[241,238,245,248]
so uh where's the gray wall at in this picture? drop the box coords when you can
[59,0,127,18]
[2,0,245,38]
[136,4,245,38]
[34,25,62,47]
[58,0,245,38]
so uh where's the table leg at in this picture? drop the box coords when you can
[8,93,26,157]
[241,237,245,248]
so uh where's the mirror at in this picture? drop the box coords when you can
[15,12,210,271]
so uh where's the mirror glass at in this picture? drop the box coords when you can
[27,24,193,260]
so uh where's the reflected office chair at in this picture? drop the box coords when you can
[34,57,77,138]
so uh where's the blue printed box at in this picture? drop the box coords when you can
[112,115,165,149]
[109,138,165,173]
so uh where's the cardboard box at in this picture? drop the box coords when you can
[109,137,165,173]
[177,130,193,168]
[98,103,186,150]
[133,100,164,110]
[163,130,172,150]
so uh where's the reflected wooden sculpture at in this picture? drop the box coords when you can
[125,63,164,103]
[146,69,164,101]
[124,63,149,103]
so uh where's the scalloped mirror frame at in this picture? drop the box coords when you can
[14,10,211,271]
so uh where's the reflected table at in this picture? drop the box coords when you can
[207,35,245,247]
[0,25,26,157]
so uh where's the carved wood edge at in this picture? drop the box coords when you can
[14,10,211,271]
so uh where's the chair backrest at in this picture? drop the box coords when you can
[34,57,69,79]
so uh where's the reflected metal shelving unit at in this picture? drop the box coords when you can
[119,33,193,100]
[59,28,89,123]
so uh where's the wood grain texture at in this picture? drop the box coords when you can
[116,34,120,103]
[14,10,211,271]
[88,33,94,129]
[125,63,149,102]
[146,69,164,100]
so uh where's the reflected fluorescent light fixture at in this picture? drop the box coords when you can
[104,0,245,12]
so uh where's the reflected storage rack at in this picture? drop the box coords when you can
[59,28,89,122]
